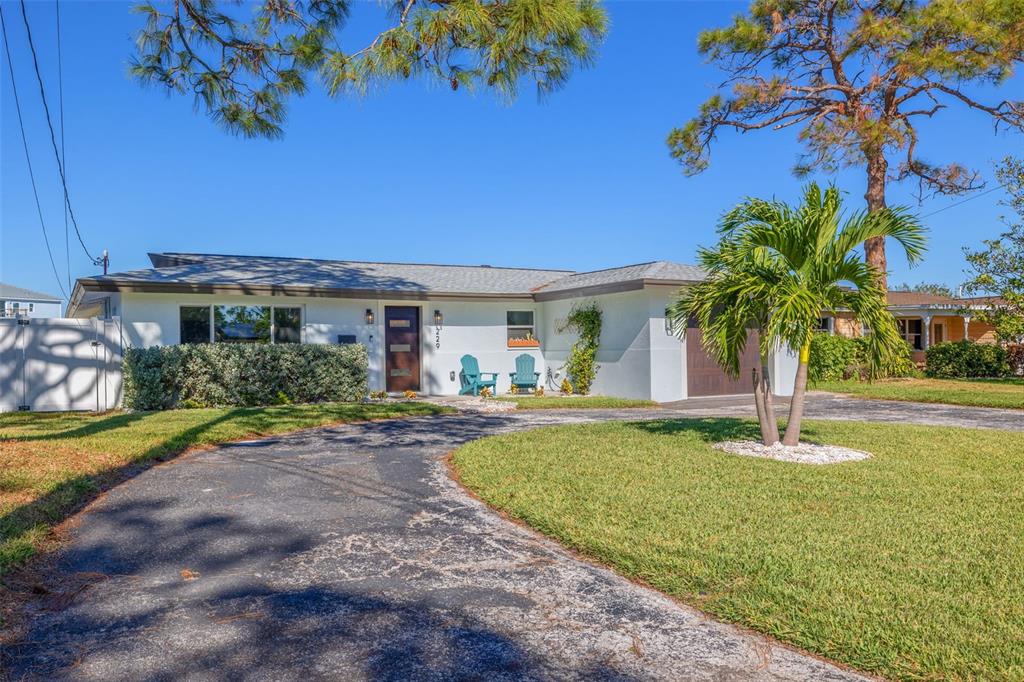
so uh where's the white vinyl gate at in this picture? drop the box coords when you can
[0,317,123,412]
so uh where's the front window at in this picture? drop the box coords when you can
[273,307,302,343]
[215,305,271,343]
[507,310,538,347]
[180,305,302,344]
[180,306,211,343]
[896,318,923,350]
[815,317,831,333]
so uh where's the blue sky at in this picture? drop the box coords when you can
[2,1,1021,303]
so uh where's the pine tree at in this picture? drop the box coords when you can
[668,0,1024,287]
[131,0,607,138]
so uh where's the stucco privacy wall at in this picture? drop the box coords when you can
[0,317,122,412]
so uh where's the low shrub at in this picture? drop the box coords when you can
[123,343,368,410]
[809,332,915,381]
[850,336,917,379]
[925,340,1012,379]
[808,332,855,382]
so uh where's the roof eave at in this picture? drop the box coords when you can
[74,278,537,302]
[532,278,699,302]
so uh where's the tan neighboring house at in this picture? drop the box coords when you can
[822,291,999,365]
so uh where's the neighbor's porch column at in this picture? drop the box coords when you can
[963,315,971,341]
[922,314,932,350]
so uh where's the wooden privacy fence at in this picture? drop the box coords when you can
[0,317,122,412]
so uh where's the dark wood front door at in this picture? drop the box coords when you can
[686,320,760,397]
[385,306,420,392]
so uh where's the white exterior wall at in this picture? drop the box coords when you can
[116,293,546,397]
[646,286,687,402]
[120,292,383,388]
[95,286,794,402]
[540,289,676,400]
[772,345,798,397]
[419,299,544,396]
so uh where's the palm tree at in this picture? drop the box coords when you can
[670,183,926,446]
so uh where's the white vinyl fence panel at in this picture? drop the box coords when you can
[0,317,122,412]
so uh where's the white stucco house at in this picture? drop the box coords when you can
[0,283,63,319]
[66,252,797,402]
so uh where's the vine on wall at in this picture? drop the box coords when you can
[559,302,602,394]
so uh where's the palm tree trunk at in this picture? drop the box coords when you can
[751,366,773,445]
[761,359,779,444]
[782,342,810,446]
[864,151,889,290]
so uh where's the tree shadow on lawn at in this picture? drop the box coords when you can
[625,417,764,443]
[0,410,151,442]
[0,410,259,577]
[625,417,835,446]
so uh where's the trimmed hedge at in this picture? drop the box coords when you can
[123,343,368,410]
[809,331,916,382]
[924,341,1012,379]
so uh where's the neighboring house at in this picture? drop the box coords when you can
[0,283,62,319]
[821,291,1000,364]
[66,252,799,401]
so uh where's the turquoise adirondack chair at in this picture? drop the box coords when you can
[509,354,541,391]
[459,354,498,396]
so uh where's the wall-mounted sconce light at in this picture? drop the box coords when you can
[449,370,456,382]
[434,309,443,326]
[365,308,374,325]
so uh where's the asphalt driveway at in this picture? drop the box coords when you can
[4,396,1017,680]
[5,408,873,682]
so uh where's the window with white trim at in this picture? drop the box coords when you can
[896,318,923,350]
[506,310,538,347]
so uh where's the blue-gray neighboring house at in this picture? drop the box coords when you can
[0,283,63,319]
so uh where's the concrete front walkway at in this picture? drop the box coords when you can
[4,410,870,681]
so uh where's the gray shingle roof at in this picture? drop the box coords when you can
[533,261,706,295]
[83,253,573,297]
[0,282,61,302]
[75,253,705,300]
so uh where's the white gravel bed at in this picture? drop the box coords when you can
[713,440,872,464]
[424,396,518,413]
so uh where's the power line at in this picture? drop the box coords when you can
[18,0,98,265]
[56,0,70,293]
[0,5,68,300]
[920,185,1004,219]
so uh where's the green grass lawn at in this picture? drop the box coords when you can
[496,396,658,409]
[452,419,1024,681]
[0,402,451,577]
[813,377,1024,410]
